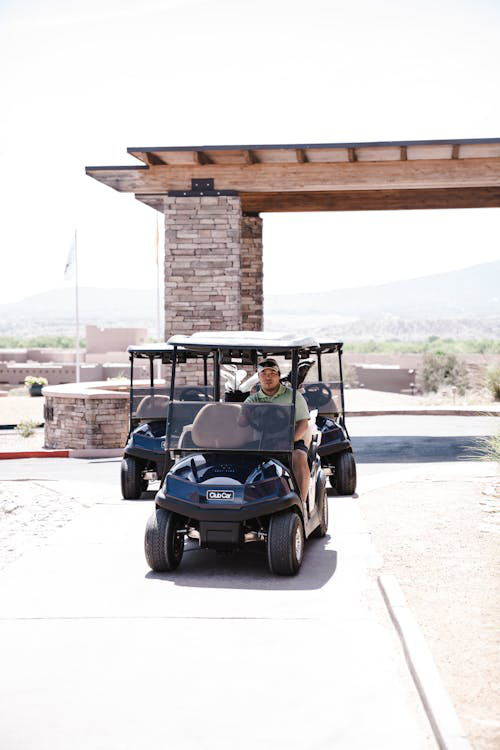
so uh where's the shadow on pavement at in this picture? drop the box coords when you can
[145,539,337,591]
[352,435,482,463]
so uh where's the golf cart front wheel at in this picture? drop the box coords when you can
[121,457,147,499]
[267,511,304,576]
[145,508,184,572]
[334,452,357,495]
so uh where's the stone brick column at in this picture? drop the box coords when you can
[241,214,263,331]
[163,196,264,338]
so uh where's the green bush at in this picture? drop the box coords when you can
[16,419,38,438]
[486,368,500,401]
[417,352,470,395]
[0,335,85,349]
[343,339,500,355]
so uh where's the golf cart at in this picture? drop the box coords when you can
[188,333,356,495]
[144,332,328,576]
[298,342,356,496]
[121,344,213,499]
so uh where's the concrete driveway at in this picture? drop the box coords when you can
[3,415,495,749]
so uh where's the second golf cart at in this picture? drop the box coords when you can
[121,344,213,499]
[145,333,328,576]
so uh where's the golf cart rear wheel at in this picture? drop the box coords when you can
[267,511,304,576]
[121,457,147,499]
[144,508,184,572]
[312,473,328,537]
[334,452,357,495]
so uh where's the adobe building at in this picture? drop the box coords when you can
[86,138,500,339]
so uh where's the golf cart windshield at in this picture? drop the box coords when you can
[165,331,320,455]
[166,400,295,453]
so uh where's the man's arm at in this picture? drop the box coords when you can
[294,418,308,442]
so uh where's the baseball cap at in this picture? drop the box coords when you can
[257,358,280,374]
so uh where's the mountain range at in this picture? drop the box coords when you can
[1,261,499,340]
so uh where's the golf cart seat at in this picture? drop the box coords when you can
[180,403,254,449]
[135,394,170,420]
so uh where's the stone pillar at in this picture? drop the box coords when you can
[241,214,263,331]
[163,196,264,338]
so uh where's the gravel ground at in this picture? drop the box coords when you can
[0,394,44,425]
[0,427,45,452]
[358,462,500,750]
[0,478,95,568]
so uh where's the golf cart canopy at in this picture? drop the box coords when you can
[167,331,319,355]
[127,344,175,362]
[127,344,212,364]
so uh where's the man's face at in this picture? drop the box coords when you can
[259,367,280,395]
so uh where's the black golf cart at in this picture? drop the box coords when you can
[144,333,328,576]
[121,344,213,499]
[298,341,357,496]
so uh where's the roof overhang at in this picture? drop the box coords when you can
[86,139,500,212]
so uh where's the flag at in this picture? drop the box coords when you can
[64,235,76,280]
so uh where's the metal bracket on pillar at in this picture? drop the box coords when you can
[168,179,238,197]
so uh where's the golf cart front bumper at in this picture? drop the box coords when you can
[155,478,301,522]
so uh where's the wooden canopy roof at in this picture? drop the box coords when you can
[86,138,500,212]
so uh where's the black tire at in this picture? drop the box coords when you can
[144,508,184,572]
[267,511,304,576]
[312,472,328,537]
[335,452,357,495]
[121,456,147,499]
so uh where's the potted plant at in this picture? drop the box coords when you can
[24,376,48,397]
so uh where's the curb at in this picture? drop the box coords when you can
[69,449,123,459]
[0,449,123,460]
[378,574,472,750]
[347,409,500,417]
[0,450,69,460]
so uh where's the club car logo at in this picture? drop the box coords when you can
[206,489,235,501]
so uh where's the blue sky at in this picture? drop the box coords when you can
[1,0,499,303]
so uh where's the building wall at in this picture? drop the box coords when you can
[86,325,147,354]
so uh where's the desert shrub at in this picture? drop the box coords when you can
[471,429,500,465]
[16,419,38,438]
[486,368,500,401]
[417,353,469,395]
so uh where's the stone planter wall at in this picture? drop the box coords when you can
[44,384,129,450]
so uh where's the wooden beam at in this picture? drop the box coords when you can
[451,144,460,159]
[237,187,500,213]
[347,148,357,162]
[145,152,167,166]
[244,149,258,164]
[86,158,500,195]
[296,148,308,163]
[193,151,212,165]
[400,146,407,161]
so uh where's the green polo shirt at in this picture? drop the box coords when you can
[245,384,310,422]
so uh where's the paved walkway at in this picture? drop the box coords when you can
[0,462,434,749]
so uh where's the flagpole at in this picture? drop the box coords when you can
[155,214,161,381]
[74,229,80,383]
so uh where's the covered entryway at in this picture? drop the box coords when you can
[86,138,500,338]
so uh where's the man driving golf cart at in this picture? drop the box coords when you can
[238,357,311,502]
[144,332,328,576]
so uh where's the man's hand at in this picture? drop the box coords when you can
[237,404,250,427]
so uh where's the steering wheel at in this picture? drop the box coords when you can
[243,405,290,434]
[302,383,332,408]
[178,387,213,403]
